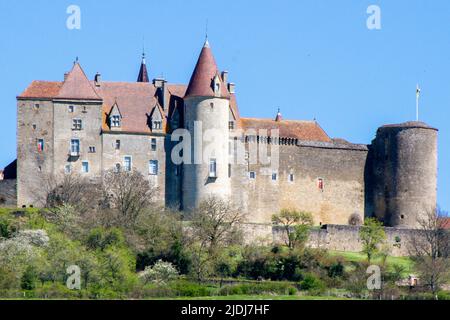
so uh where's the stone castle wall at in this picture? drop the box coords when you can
[0,179,17,207]
[231,140,368,225]
[241,223,422,257]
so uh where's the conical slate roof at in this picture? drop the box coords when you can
[185,40,229,99]
[56,62,101,100]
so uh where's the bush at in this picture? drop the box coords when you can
[219,282,297,296]
[300,273,326,294]
[169,280,216,297]
[140,260,179,284]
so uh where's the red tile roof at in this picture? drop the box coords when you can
[55,63,102,100]
[185,40,229,99]
[440,218,450,230]
[240,118,331,142]
[18,81,63,99]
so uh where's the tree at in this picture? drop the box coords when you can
[101,169,157,228]
[272,209,313,249]
[409,207,450,298]
[359,218,386,264]
[189,196,243,282]
[140,260,179,285]
[43,172,100,211]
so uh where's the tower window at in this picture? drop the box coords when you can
[272,173,278,181]
[209,158,217,178]
[123,156,132,172]
[149,160,159,175]
[111,115,121,127]
[37,139,44,152]
[115,140,121,150]
[68,105,74,113]
[82,161,89,173]
[151,138,157,151]
[72,119,82,130]
[249,171,256,179]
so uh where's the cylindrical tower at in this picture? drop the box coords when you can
[371,121,438,228]
[182,40,231,211]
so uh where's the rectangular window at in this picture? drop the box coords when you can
[272,173,278,181]
[149,160,158,175]
[89,146,96,153]
[288,173,294,182]
[228,121,234,130]
[111,115,121,127]
[64,164,72,174]
[70,139,80,155]
[115,140,121,150]
[151,138,157,151]
[72,119,82,130]
[209,158,217,178]
[37,139,44,152]
[124,156,132,172]
[318,178,324,191]
[152,121,162,130]
[82,161,89,173]
[249,171,256,179]
[68,105,74,113]
[228,164,232,178]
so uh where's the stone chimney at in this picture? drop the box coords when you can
[94,73,101,86]
[228,82,235,94]
[153,78,167,110]
[221,71,228,85]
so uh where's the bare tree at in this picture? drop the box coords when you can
[188,196,243,282]
[409,207,450,298]
[43,171,101,212]
[101,169,157,228]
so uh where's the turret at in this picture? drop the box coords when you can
[182,39,231,210]
[369,121,438,228]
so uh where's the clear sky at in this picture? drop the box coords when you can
[0,0,448,212]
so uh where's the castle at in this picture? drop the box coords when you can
[14,39,438,230]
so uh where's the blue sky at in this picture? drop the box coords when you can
[0,0,448,212]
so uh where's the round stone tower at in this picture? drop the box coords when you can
[370,121,438,228]
[182,40,231,210]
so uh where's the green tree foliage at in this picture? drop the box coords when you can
[359,218,386,263]
[272,209,314,249]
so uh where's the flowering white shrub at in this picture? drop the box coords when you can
[139,260,179,284]
[16,230,50,247]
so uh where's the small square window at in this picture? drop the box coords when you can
[64,164,72,174]
[151,138,157,151]
[68,105,74,113]
[72,119,82,130]
[249,171,256,179]
[272,173,278,181]
[228,121,235,130]
[89,146,96,153]
[115,140,121,150]
[82,161,89,173]
[288,174,294,182]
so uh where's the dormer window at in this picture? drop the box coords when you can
[111,115,121,128]
[152,120,162,130]
[213,75,221,95]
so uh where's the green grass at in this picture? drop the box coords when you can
[329,250,415,274]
